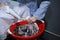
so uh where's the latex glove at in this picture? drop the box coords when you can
[27,16,37,23]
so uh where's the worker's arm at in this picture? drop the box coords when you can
[28,1,50,22]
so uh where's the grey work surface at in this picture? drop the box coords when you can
[43,0,60,40]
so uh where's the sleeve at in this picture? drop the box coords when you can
[33,1,50,20]
[7,6,21,20]
[13,5,31,20]
[21,6,31,19]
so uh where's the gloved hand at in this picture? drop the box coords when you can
[27,16,37,23]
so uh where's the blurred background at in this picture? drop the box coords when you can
[5,0,60,40]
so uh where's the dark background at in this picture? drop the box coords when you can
[43,0,60,40]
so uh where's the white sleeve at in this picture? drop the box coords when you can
[5,6,21,20]
[13,6,31,20]
[21,6,31,19]
[9,8,21,19]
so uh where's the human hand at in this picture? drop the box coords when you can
[27,16,37,23]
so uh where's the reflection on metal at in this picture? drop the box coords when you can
[45,30,60,37]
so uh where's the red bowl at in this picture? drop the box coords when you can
[8,20,45,40]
